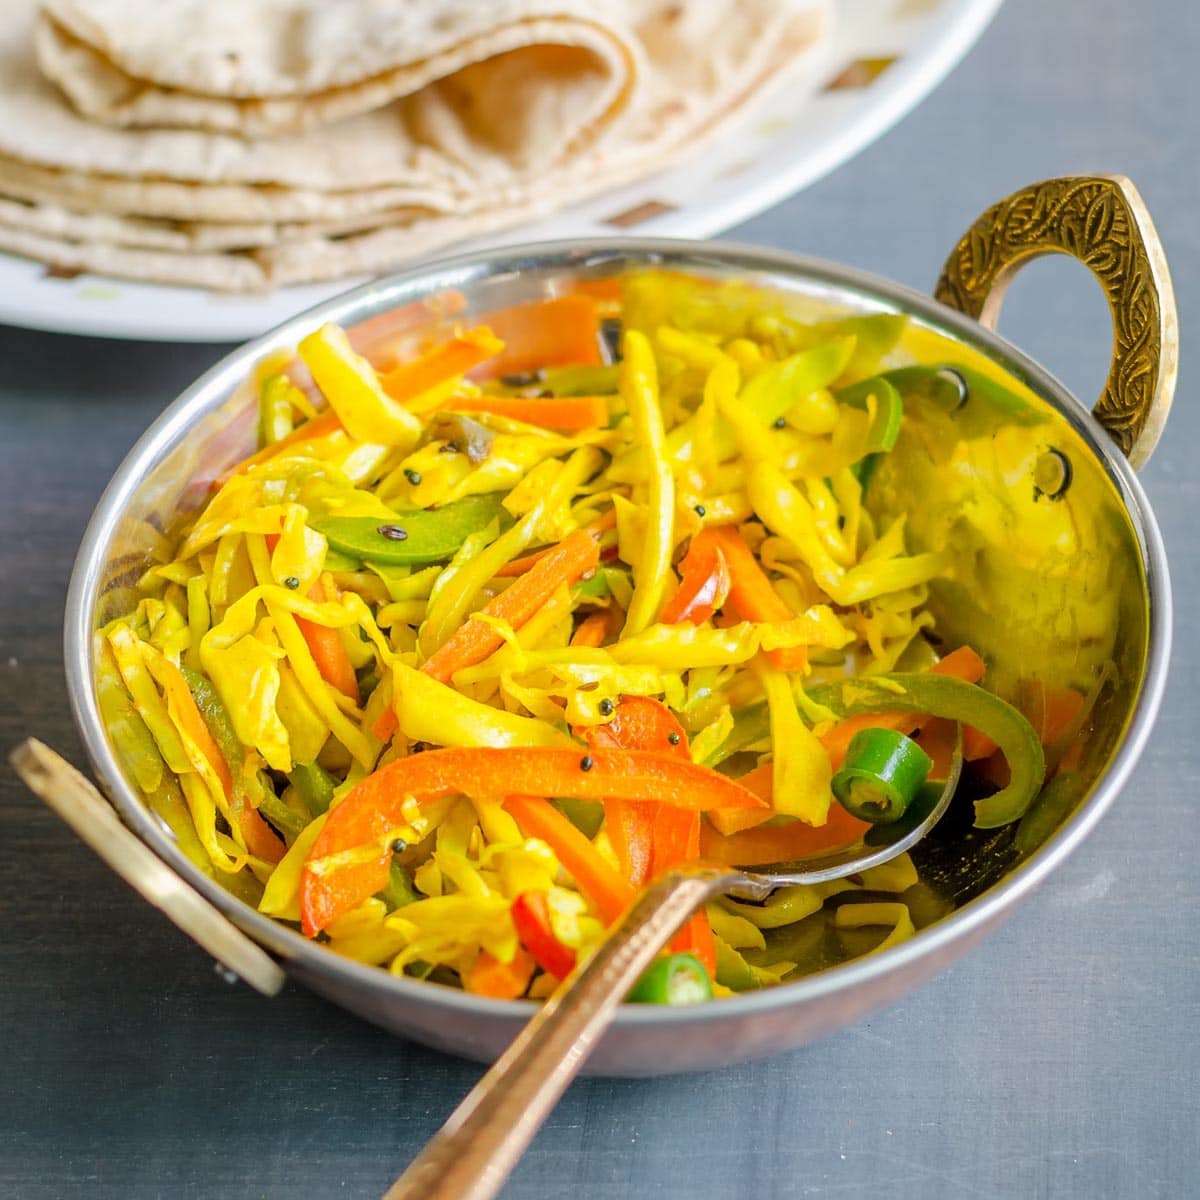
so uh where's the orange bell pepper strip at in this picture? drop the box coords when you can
[379,327,503,401]
[465,947,537,1000]
[446,393,610,431]
[420,527,600,684]
[649,803,717,975]
[300,747,765,934]
[659,529,732,625]
[159,659,283,864]
[511,891,577,980]
[583,697,714,971]
[583,696,686,886]
[700,798,870,867]
[709,527,806,671]
[504,797,635,927]
[472,295,602,379]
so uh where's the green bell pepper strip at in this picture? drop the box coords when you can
[708,672,1044,829]
[835,375,904,488]
[832,728,933,824]
[378,861,419,911]
[181,664,245,779]
[290,760,336,816]
[1015,771,1085,857]
[627,952,714,1004]
[871,364,1046,436]
[313,493,511,565]
[255,788,309,841]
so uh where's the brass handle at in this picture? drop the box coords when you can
[10,739,286,998]
[382,868,732,1200]
[934,175,1178,469]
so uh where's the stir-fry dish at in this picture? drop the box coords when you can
[98,274,1097,1004]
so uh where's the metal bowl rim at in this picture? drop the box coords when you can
[63,234,1173,1031]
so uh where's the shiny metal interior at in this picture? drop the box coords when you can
[64,241,1171,1074]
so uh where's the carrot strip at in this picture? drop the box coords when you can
[495,511,616,577]
[571,610,612,648]
[465,947,537,1000]
[421,528,600,684]
[505,797,635,926]
[472,296,602,379]
[446,393,610,431]
[379,327,503,401]
[222,408,342,483]
[710,527,806,671]
[915,717,958,781]
[293,577,360,704]
[160,660,282,864]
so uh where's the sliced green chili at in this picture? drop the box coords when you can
[708,670,1043,829]
[627,952,713,1004]
[289,760,336,816]
[313,493,511,565]
[832,728,932,823]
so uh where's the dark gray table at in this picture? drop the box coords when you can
[3,0,1196,1195]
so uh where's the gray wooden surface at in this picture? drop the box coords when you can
[2,0,1197,1195]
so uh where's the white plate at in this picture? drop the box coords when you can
[0,0,1001,342]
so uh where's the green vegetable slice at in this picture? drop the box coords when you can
[627,952,714,1004]
[832,728,932,823]
[313,493,511,565]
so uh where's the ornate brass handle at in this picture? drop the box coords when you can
[934,175,1177,469]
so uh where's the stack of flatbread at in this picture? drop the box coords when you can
[0,0,831,292]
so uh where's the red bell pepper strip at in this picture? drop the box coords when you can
[471,296,602,379]
[447,393,610,431]
[300,746,764,934]
[495,510,616,577]
[421,528,600,684]
[504,796,635,927]
[465,946,537,1000]
[511,891,577,980]
[659,529,731,625]
[709,527,806,671]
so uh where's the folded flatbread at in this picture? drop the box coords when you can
[0,0,832,290]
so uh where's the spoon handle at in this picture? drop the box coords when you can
[382,866,734,1200]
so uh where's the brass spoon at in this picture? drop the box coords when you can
[382,749,961,1200]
